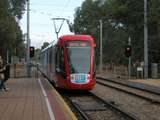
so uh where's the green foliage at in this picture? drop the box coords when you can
[74,0,103,34]
[41,42,50,50]
[10,0,26,19]
[0,0,27,60]
[73,0,160,65]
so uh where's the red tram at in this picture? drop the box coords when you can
[40,35,96,90]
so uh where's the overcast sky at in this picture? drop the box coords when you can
[20,0,84,49]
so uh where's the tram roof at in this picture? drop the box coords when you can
[58,35,94,42]
[41,35,95,52]
[41,40,56,52]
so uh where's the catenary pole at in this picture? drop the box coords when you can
[27,0,31,77]
[99,19,103,73]
[144,0,148,79]
[128,37,131,80]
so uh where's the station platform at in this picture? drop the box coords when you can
[97,73,160,95]
[0,76,77,120]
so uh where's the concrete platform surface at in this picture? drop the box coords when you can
[0,77,77,120]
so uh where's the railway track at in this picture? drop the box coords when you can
[96,77,160,95]
[62,91,137,120]
[96,77,160,104]
[39,66,160,120]
[91,77,160,120]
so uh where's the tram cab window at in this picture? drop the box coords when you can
[55,47,66,77]
[49,49,52,67]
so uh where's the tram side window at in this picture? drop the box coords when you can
[60,48,65,71]
[49,49,52,71]
[55,47,59,71]
[55,47,65,74]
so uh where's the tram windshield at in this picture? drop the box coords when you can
[66,41,91,74]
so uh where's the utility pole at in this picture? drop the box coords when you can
[128,37,131,80]
[144,0,148,79]
[27,0,31,77]
[99,19,103,73]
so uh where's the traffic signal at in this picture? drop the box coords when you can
[125,45,132,57]
[29,46,35,58]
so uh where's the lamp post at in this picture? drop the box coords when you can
[144,0,148,79]
[27,0,31,77]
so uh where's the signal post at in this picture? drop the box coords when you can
[125,37,132,79]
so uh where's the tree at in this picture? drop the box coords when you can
[73,0,160,65]
[41,42,50,50]
[0,0,27,60]
[9,0,27,19]
[73,0,128,65]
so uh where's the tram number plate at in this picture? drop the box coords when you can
[75,75,86,83]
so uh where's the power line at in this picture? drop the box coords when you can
[60,0,71,16]
[24,0,85,20]
[30,0,84,6]
[25,9,72,19]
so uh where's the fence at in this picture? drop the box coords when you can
[97,63,160,79]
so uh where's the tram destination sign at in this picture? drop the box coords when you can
[66,41,90,48]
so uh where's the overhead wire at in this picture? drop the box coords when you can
[60,0,71,16]
[22,0,85,48]
[25,0,76,20]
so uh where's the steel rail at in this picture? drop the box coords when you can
[63,92,138,120]
[88,92,138,120]
[64,95,90,120]
[97,77,160,95]
[96,78,160,104]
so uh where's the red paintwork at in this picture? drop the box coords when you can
[41,35,96,90]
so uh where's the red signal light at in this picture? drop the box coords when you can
[125,45,132,57]
[29,46,35,58]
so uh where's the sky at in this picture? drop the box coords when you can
[20,0,85,49]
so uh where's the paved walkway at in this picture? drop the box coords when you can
[0,64,77,120]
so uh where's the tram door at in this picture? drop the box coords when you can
[55,46,66,86]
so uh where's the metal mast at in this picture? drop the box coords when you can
[27,0,31,77]
[128,37,131,80]
[144,0,148,79]
[99,19,103,73]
